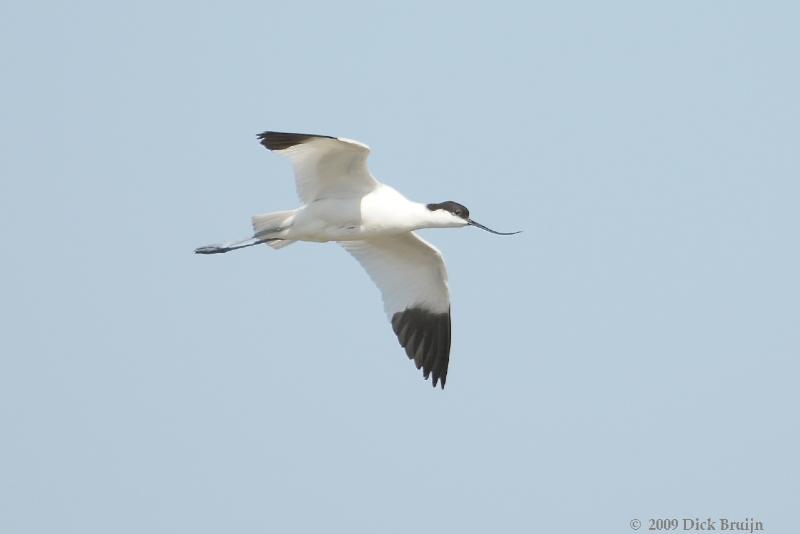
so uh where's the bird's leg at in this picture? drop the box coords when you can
[194,236,277,254]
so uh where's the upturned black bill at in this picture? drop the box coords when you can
[468,219,522,236]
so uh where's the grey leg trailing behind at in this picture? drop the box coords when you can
[194,237,281,255]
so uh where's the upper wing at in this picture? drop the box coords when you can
[340,233,452,388]
[258,131,379,203]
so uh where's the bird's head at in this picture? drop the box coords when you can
[426,201,521,235]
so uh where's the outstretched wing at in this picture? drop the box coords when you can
[340,233,452,388]
[258,131,379,203]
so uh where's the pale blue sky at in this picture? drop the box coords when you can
[1,1,798,532]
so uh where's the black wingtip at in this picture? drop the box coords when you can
[257,131,336,151]
[391,307,451,390]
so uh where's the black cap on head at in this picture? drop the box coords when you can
[426,201,470,220]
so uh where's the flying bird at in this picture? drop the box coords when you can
[196,132,520,388]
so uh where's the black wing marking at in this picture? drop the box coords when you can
[391,307,452,389]
[257,131,336,151]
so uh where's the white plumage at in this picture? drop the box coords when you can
[277,135,376,203]
[340,234,450,317]
[196,131,519,388]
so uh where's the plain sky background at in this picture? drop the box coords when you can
[1,1,798,532]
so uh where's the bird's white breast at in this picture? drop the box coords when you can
[359,185,424,234]
[288,185,425,242]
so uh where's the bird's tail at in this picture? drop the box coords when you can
[251,210,297,249]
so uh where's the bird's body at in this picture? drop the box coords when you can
[272,185,460,242]
[196,131,519,388]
